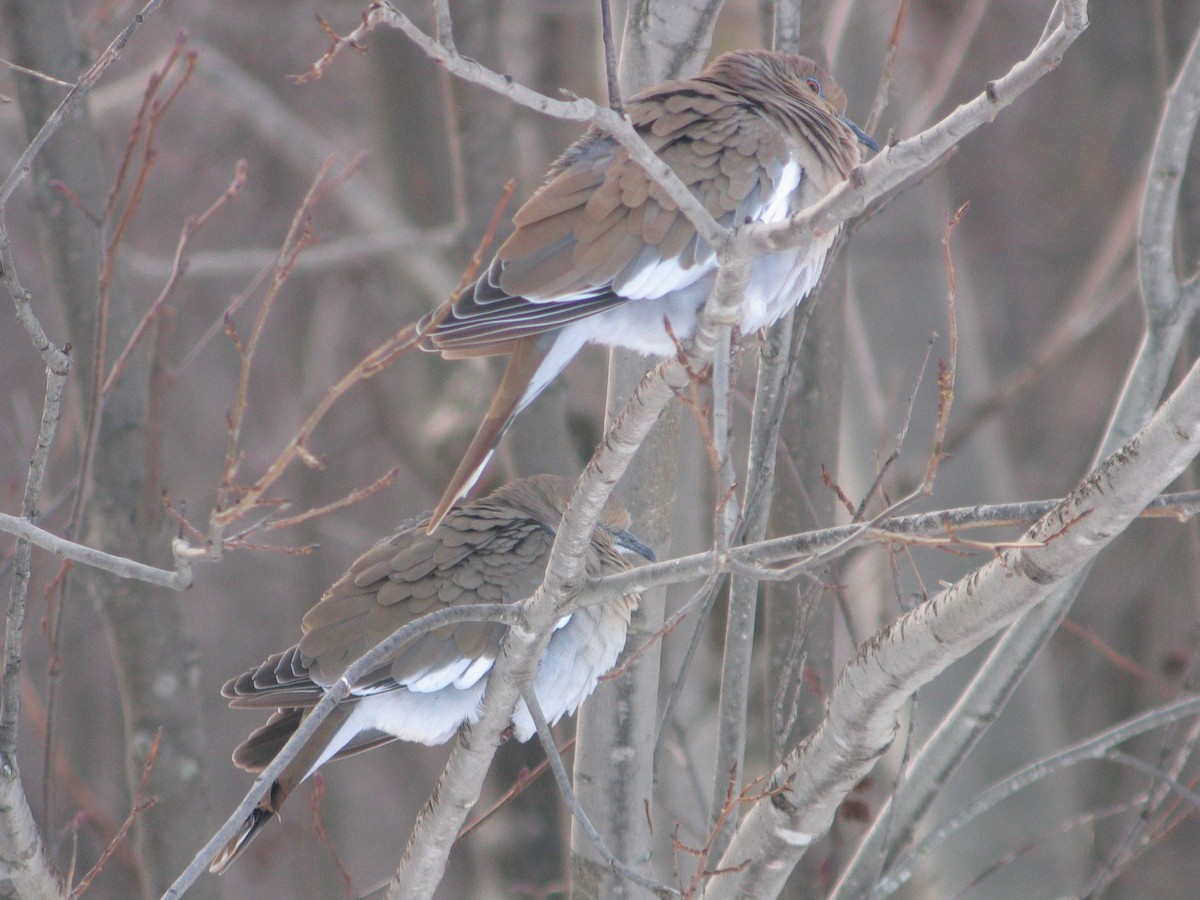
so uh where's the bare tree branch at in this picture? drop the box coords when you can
[878,695,1200,896]
[388,356,688,898]
[0,0,168,208]
[706,340,1200,896]
[307,1,727,249]
[160,602,520,897]
[571,489,1200,612]
[0,229,69,896]
[0,513,190,591]
[737,0,1089,257]
[830,13,1200,895]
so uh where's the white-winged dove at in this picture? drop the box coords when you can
[419,49,878,528]
[211,475,652,873]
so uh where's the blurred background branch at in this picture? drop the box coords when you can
[2,1,1200,898]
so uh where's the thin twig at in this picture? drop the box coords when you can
[302,2,726,249]
[572,489,1200,615]
[949,800,1144,900]
[0,512,190,590]
[864,0,910,135]
[170,259,271,376]
[124,224,458,283]
[919,202,966,491]
[19,680,133,866]
[456,738,574,840]
[523,688,679,897]
[68,731,161,897]
[0,0,171,208]
[162,601,523,896]
[210,176,511,536]
[876,697,1200,896]
[309,774,356,898]
[103,159,247,395]
[257,467,401,535]
[599,0,622,113]
[216,157,340,520]
[0,56,74,88]
[43,47,198,797]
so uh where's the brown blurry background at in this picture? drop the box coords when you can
[2,1,1200,897]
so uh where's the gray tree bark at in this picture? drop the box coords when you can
[1,1,212,895]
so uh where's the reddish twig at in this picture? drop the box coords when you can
[217,156,339,506]
[44,46,198,802]
[309,773,355,897]
[1060,617,1178,695]
[143,305,175,522]
[675,770,781,896]
[171,259,271,376]
[865,0,910,135]
[294,10,375,84]
[212,177,512,534]
[220,540,318,555]
[103,34,190,223]
[40,559,73,820]
[69,36,196,546]
[456,737,575,841]
[602,575,722,681]
[20,681,131,868]
[159,489,209,546]
[921,202,967,490]
[103,159,247,395]
[69,731,161,897]
[821,465,857,517]
[259,467,400,535]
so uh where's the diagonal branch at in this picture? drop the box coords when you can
[387,355,689,899]
[570,490,1200,614]
[522,687,677,897]
[0,204,72,900]
[876,695,1200,896]
[160,601,521,897]
[830,13,1200,895]
[0,0,169,208]
[704,315,1200,898]
[309,1,727,250]
[738,0,1089,257]
[0,513,190,591]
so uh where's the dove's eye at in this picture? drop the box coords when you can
[805,77,822,95]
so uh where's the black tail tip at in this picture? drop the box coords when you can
[209,807,274,874]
